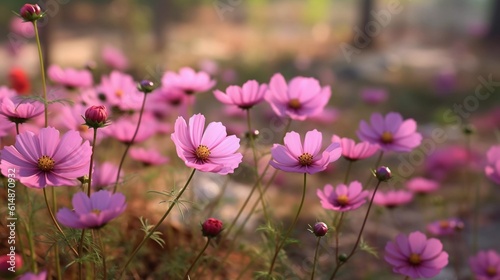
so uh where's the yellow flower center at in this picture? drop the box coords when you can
[37,155,55,172]
[409,253,421,265]
[439,220,450,229]
[195,145,211,161]
[115,89,124,98]
[78,125,89,133]
[487,266,497,276]
[288,98,301,110]
[298,153,313,166]
[381,131,394,144]
[92,209,101,215]
[337,194,349,206]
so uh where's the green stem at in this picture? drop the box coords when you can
[118,169,196,279]
[113,93,148,194]
[33,20,48,127]
[329,180,383,280]
[365,151,384,187]
[246,108,270,221]
[310,236,322,280]
[267,173,307,277]
[343,161,353,184]
[55,246,62,280]
[26,220,37,273]
[183,238,211,279]
[87,128,98,196]
[95,229,107,280]
[335,212,345,265]
[78,229,86,280]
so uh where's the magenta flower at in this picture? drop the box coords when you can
[0,96,44,124]
[331,135,379,161]
[373,190,413,208]
[129,147,169,166]
[162,67,215,95]
[18,270,47,280]
[426,218,464,236]
[0,127,91,188]
[56,190,126,229]
[406,177,439,194]
[102,45,129,71]
[360,87,388,105]
[97,71,143,111]
[270,129,341,174]
[357,112,422,152]
[201,218,223,238]
[103,113,157,144]
[485,145,500,185]
[150,85,187,107]
[213,80,267,109]
[265,73,331,121]
[317,181,369,212]
[10,16,34,38]
[385,231,448,278]
[91,162,122,190]
[47,65,93,89]
[171,114,242,175]
[469,250,500,280]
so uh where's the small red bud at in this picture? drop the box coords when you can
[84,105,108,128]
[20,4,43,22]
[201,218,223,238]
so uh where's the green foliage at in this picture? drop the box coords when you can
[359,238,379,259]
[139,216,165,248]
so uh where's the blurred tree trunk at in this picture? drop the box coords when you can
[357,0,375,49]
[486,0,500,42]
[152,0,168,52]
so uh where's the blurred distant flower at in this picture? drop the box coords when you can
[0,127,91,188]
[57,190,126,229]
[92,162,122,190]
[97,71,143,111]
[0,254,23,273]
[265,73,331,121]
[102,45,128,71]
[201,218,223,238]
[425,145,479,180]
[47,65,92,89]
[150,84,188,108]
[0,96,43,124]
[270,129,341,174]
[426,218,464,236]
[129,147,169,166]
[56,104,107,143]
[213,80,267,109]
[485,145,500,185]
[309,107,340,124]
[360,88,388,105]
[9,68,31,95]
[317,181,369,212]
[434,68,457,95]
[0,86,17,100]
[162,67,215,95]
[18,270,47,280]
[406,177,439,194]
[385,231,448,278]
[469,250,500,280]
[10,16,34,37]
[103,113,156,144]
[171,114,242,175]
[331,135,379,161]
[198,59,219,75]
[357,112,422,152]
[373,190,413,208]
[19,4,43,22]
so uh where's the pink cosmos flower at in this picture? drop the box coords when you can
[270,129,341,174]
[18,270,47,280]
[265,73,331,121]
[47,65,93,89]
[385,231,448,278]
[425,145,480,180]
[129,147,169,166]
[331,135,379,161]
[171,114,242,174]
[485,145,500,185]
[213,80,267,109]
[316,181,369,212]
[0,127,91,188]
[373,190,413,208]
[0,96,44,124]
[469,250,500,280]
[56,190,126,229]
[97,71,143,111]
[360,87,388,105]
[162,67,215,95]
[103,113,157,144]
[10,16,34,38]
[91,162,122,190]
[150,84,187,107]
[357,112,422,152]
[405,177,439,194]
[102,45,129,71]
[426,218,464,236]
[309,107,340,124]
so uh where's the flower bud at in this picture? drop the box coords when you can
[137,80,155,94]
[84,105,108,128]
[20,4,43,22]
[201,218,223,238]
[338,253,348,263]
[0,254,23,275]
[312,222,328,237]
[374,166,392,182]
